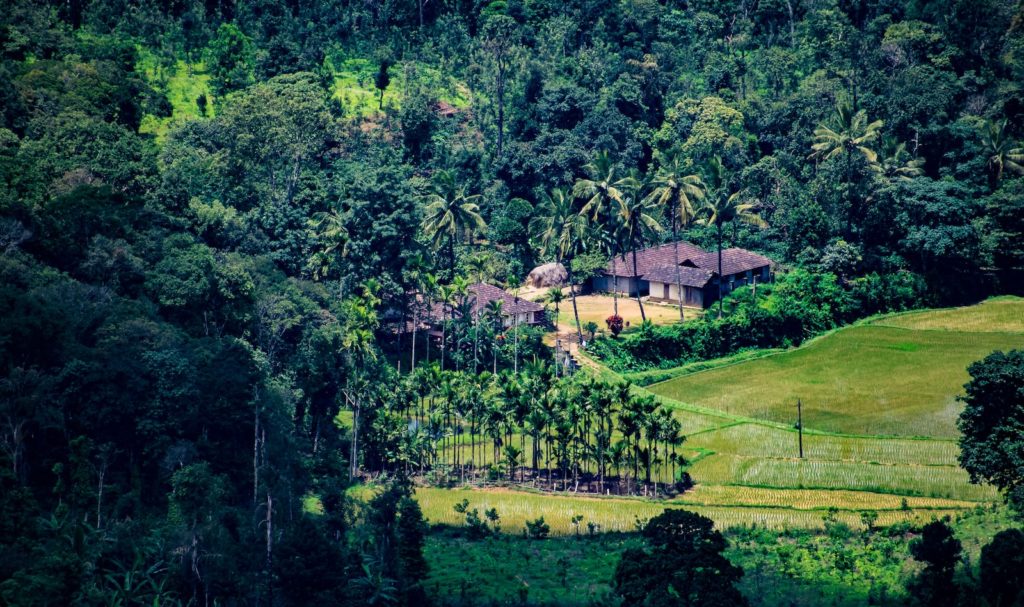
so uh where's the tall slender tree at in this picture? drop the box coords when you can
[699,158,767,318]
[645,149,706,319]
[421,170,486,279]
[616,175,662,322]
[810,100,882,236]
[531,187,589,344]
[574,151,628,315]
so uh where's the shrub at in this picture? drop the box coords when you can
[525,516,551,539]
[589,270,928,372]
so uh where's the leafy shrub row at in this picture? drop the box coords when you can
[588,270,928,373]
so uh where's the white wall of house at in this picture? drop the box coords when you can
[503,311,538,328]
[593,276,644,296]
[648,281,705,307]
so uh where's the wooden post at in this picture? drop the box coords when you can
[797,398,804,458]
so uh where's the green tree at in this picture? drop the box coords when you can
[613,509,747,607]
[546,287,563,327]
[957,349,1024,512]
[979,529,1024,607]
[908,519,962,607]
[574,151,628,315]
[421,171,486,280]
[645,149,706,320]
[616,177,661,322]
[980,119,1024,183]
[531,187,588,344]
[698,157,767,318]
[374,60,391,110]
[207,23,253,98]
[810,100,882,235]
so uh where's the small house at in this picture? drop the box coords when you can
[591,241,773,309]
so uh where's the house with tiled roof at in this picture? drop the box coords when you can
[414,283,545,336]
[591,241,773,309]
[466,283,546,327]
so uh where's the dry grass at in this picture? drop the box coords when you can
[414,486,967,533]
[547,294,697,336]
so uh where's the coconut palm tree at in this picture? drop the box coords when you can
[420,170,487,279]
[699,157,768,319]
[309,207,350,281]
[645,149,706,320]
[810,100,882,235]
[872,136,926,181]
[980,119,1024,183]
[574,151,629,316]
[616,175,662,322]
[531,187,588,345]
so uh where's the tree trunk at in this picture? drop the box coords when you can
[717,224,724,319]
[265,492,274,607]
[631,247,646,322]
[673,213,685,320]
[567,265,584,345]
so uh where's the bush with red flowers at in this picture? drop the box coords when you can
[605,314,624,336]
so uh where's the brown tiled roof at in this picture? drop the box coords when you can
[642,265,716,287]
[410,284,543,327]
[681,248,773,277]
[605,241,707,277]
[468,283,544,316]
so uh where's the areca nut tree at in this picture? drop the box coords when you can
[530,186,589,345]
[644,149,706,320]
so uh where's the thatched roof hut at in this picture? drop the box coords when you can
[526,262,568,288]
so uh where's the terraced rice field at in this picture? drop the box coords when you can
[647,299,1024,437]
[415,487,966,534]
[418,299,1021,533]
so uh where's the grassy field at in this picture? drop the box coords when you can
[137,51,213,141]
[647,301,1024,437]
[414,486,966,534]
[411,299,1022,536]
[875,296,1024,333]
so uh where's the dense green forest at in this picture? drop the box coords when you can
[2,0,1024,604]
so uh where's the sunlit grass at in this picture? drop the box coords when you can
[648,323,1024,437]
[413,486,966,534]
[875,296,1024,333]
[688,454,997,501]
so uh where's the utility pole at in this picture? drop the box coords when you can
[797,398,804,458]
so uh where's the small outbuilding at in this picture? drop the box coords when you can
[526,262,568,288]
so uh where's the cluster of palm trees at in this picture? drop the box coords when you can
[532,147,768,327]
[375,362,687,497]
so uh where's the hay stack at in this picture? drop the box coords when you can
[526,262,568,288]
